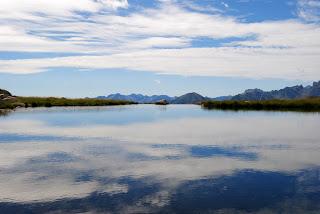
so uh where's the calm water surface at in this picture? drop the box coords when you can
[0,105,320,213]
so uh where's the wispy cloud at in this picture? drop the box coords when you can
[0,0,319,80]
[154,79,161,84]
[297,0,320,22]
[221,2,229,8]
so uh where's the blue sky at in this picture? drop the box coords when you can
[0,0,319,97]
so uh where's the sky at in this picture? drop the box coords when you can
[0,0,319,97]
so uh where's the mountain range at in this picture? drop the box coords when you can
[97,93,177,103]
[232,81,320,101]
[98,81,320,104]
[2,80,320,106]
[98,92,207,104]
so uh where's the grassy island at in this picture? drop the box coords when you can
[0,97,136,110]
[201,98,320,112]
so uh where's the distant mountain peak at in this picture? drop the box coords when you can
[232,81,320,101]
[313,81,320,87]
[171,92,207,104]
[185,92,203,96]
[244,89,264,93]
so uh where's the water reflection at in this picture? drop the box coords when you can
[0,105,319,213]
[0,110,10,117]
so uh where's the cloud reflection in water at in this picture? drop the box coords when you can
[0,105,319,213]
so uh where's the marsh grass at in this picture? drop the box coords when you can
[201,98,320,112]
[0,97,136,109]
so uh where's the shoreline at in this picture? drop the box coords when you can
[2,97,320,112]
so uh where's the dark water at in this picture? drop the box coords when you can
[0,105,319,213]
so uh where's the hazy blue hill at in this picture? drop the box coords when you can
[98,93,176,103]
[171,92,208,104]
[308,81,320,97]
[232,89,273,101]
[98,80,320,103]
[99,92,211,104]
[232,81,320,101]
[211,95,233,101]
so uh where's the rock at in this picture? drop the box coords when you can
[155,99,169,105]
[0,89,12,99]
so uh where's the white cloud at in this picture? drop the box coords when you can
[221,2,229,8]
[0,0,319,80]
[1,46,319,80]
[154,79,161,84]
[125,37,191,49]
[0,113,320,203]
[0,0,128,17]
[297,0,320,22]
[177,0,223,13]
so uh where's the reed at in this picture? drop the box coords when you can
[201,98,320,112]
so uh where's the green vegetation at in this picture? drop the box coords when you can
[201,98,320,112]
[0,97,136,109]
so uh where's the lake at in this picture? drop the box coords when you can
[0,105,320,213]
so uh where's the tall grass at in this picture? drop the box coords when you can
[0,97,136,109]
[201,98,320,112]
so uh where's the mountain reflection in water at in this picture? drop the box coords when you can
[0,105,319,213]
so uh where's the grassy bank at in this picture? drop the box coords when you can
[201,98,320,112]
[0,97,136,109]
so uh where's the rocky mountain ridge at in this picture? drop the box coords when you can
[232,81,320,101]
[99,92,210,104]
[98,81,320,103]
[97,93,176,103]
